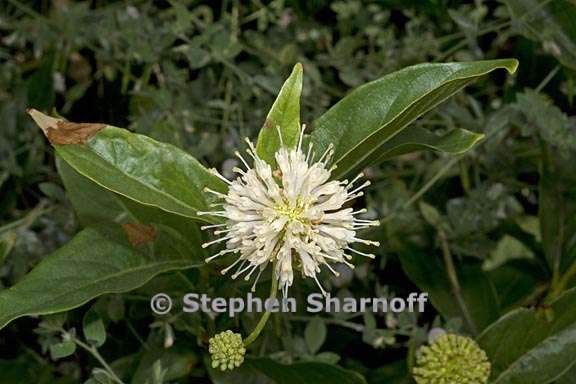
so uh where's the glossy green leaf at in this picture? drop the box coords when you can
[28,110,227,224]
[256,63,303,166]
[212,358,366,384]
[0,224,201,330]
[371,126,484,163]
[478,288,576,384]
[505,0,576,70]
[56,157,124,226]
[57,157,206,256]
[310,59,518,178]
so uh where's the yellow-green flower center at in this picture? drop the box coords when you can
[208,330,246,371]
[274,203,305,222]
[413,334,491,384]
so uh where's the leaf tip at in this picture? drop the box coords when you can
[27,108,105,145]
[505,59,519,74]
[26,108,63,137]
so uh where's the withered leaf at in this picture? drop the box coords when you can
[27,108,105,145]
[46,121,105,145]
[121,223,157,247]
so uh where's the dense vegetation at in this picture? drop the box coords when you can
[1,1,575,383]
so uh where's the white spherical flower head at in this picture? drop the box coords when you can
[199,127,380,297]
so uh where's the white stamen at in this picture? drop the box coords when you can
[199,137,379,296]
[297,124,306,152]
[210,168,232,185]
[347,247,376,259]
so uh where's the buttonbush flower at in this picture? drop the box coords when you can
[413,333,491,384]
[208,330,246,371]
[200,128,380,296]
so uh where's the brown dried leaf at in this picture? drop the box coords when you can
[27,108,105,145]
[121,223,156,247]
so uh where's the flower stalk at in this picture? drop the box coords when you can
[243,258,279,347]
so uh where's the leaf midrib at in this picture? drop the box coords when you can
[326,62,514,176]
[58,144,216,224]
[0,259,197,328]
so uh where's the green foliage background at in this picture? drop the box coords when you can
[1,0,575,383]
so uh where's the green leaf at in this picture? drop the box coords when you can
[515,90,576,151]
[310,59,518,178]
[28,109,227,224]
[371,126,484,163]
[419,201,444,228]
[248,358,366,384]
[57,157,124,226]
[305,317,327,354]
[256,63,303,166]
[400,249,499,333]
[50,340,76,360]
[91,369,113,384]
[211,358,366,384]
[557,364,576,384]
[83,310,107,347]
[0,358,61,384]
[130,341,198,384]
[57,157,206,256]
[0,224,201,330]
[0,232,16,265]
[539,146,576,277]
[482,235,535,271]
[505,0,576,70]
[478,288,576,383]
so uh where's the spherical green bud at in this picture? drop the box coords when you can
[208,330,246,371]
[413,333,491,384]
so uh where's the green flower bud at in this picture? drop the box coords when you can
[208,330,246,371]
[413,333,491,384]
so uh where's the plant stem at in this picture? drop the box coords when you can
[72,337,125,384]
[535,64,561,93]
[243,240,284,347]
[546,260,576,302]
[438,229,477,335]
[243,265,279,346]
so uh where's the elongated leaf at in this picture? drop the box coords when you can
[310,59,518,178]
[28,109,226,224]
[539,146,576,277]
[505,0,576,70]
[371,126,484,163]
[57,157,206,255]
[557,364,576,383]
[248,358,366,384]
[256,63,303,166]
[0,224,201,330]
[478,288,576,383]
[56,157,124,226]
[211,358,366,384]
[400,249,499,333]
